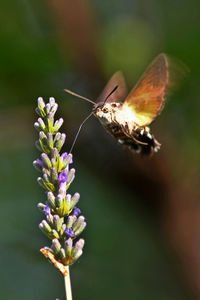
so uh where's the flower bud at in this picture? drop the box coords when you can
[33,159,43,172]
[51,229,60,239]
[53,215,63,232]
[46,213,54,225]
[54,133,66,152]
[66,215,76,228]
[47,133,54,149]
[70,193,80,210]
[41,153,52,169]
[51,148,59,161]
[49,97,56,106]
[55,194,63,208]
[51,239,61,254]
[37,118,46,131]
[37,202,46,211]
[35,140,42,152]
[37,97,45,112]
[47,112,54,132]
[67,169,75,185]
[45,103,51,114]
[65,194,71,209]
[50,167,58,183]
[39,220,52,234]
[47,192,56,209]
[60,248,66,259]
[53,118,64,132]
[74,222,86,236]
[72,239,85,261]
[65,238,73,255]
[43,173,49,183]
[50,102,58,115]
[37,177,45,189]
[61,153,73,169]
[34,121,41,132]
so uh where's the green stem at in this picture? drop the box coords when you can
[64,266,73,300]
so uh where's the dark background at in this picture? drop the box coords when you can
[0,0,200,299]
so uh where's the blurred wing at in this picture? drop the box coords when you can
[97,71,128,104]
[123,53,169,126]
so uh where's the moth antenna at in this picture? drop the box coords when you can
[64,88,96,105]
[102,85,118,106]
[69,111,93,154]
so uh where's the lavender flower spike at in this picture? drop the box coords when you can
[33,96,86,294]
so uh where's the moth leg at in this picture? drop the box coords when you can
[111,118,131,143]
[111,117,147,146]
[120,123,148,146]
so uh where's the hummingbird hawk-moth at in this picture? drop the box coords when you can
[65,53,171,155]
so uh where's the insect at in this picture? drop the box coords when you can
[65,53,170,155]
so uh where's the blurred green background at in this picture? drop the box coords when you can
[1,0,200,299]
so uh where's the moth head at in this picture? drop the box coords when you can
[93,103,114,124]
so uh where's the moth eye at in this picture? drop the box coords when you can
[103,107,109,113]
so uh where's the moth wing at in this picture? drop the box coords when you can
[97,71,128,104]
[122,53,169,126]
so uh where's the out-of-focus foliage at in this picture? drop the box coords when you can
[100,17,156,78]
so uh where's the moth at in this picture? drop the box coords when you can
[65,53,170,155]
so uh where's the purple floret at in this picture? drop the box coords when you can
[36,159,44,167]
[65,227,75,238]
[58,171,68,184]
[73,207,81,217]
[44,205,51,216]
